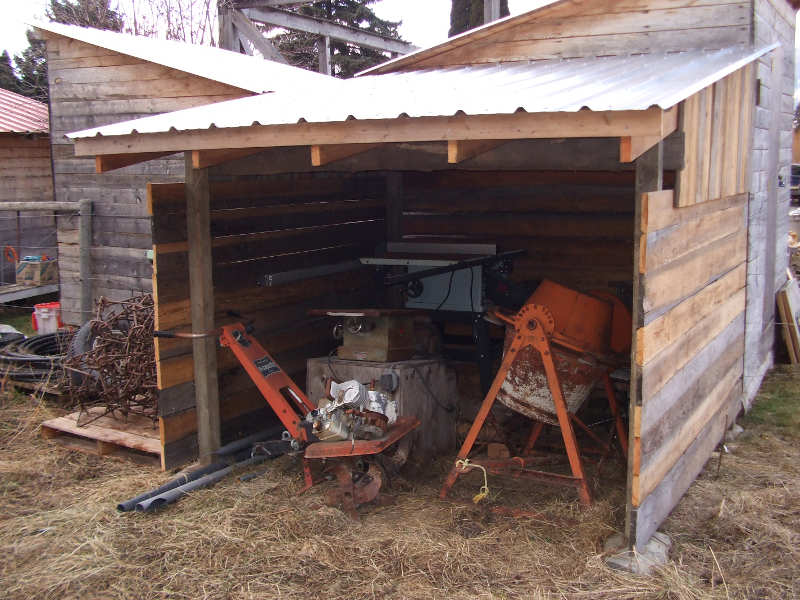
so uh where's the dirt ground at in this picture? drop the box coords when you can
[1,367,798,600]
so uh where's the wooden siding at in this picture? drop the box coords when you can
[675,65,755,206]
[384,0,751,70]
[630,186,747,546]
[149,173,385,469]
[0,135,56,282]
[44,34,248,324]
[397,170,636,293]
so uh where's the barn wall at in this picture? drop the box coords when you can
[391,0,751,68]
[744,0,796,403]
[150,173,385,469]
[44,34,248,324]
[630,69,755,547]
[0,134,56,283]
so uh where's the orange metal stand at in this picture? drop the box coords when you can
[439,288,629,506]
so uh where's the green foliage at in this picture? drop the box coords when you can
[272,0,403,79]
[14,31,48,103]
[0,51,22,94]
[449,0,510,37]
[47,0,124,31]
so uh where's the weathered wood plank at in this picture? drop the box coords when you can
[642,229,746,314]
[636,357,741,504]
[642,191,746,233]
[636,263,745,365]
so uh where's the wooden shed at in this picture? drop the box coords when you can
[0,89,56,284]
[33,21,335,324]
[67,0,795,549]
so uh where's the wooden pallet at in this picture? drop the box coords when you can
[41,406,161,466]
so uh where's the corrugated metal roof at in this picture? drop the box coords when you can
[0,88,49,134]
[33,21,338,94]
[69,44,774,141]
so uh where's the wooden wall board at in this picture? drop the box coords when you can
[44,33,253,324]
[376,0,750,70]
[634,376,741,547]
[675,65,755,207]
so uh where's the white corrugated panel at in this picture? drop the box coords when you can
[68,44,775,140]
[33,21,337,94]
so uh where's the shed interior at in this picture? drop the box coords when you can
[150,136,675,472]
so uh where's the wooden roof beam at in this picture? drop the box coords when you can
[448,139,506,164]
[242,6,417,54]
[191,148,268,169]
[95,152,175,173]
[74,108,670,158]
[620,105,678,163]
[311,143,379,166]
[230,9,289,64]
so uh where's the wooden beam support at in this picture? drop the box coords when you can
[310,143,379,167]
[242,6,417,54]
[448,139,506,164]
[191,148,267,169]
[75,107,669,157]
[316,36,331,76]
[78,199,92,322]
[95,152,175,173]
[230,9,289,64]
[619,106,678,163]
[620,135,662,163]
[184,152,220,463]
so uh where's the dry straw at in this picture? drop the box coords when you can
[1,371,798,600]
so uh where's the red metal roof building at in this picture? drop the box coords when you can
[0,88,49,133]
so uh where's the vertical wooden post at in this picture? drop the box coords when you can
[385,172,404,308]
[625,141,663,547]
[219,7,236,52]
[184,153,220,462]
[316,36,331,75]
[484,0,501,23]
[78,198,92,322]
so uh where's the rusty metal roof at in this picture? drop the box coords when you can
[0,88,49,134]
[32,21,339,95]
[68,44,775,141]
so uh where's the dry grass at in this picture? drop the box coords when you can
[1,368,799,600]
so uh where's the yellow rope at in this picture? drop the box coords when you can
[455,458,490,504]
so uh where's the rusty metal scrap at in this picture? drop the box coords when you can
[63,294,157,424]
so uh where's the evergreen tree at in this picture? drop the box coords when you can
[273,1,404,79]
[14,31,48,102]
[13,0,125,103]
[0,51,21,94]
[449,0,509,37]
[47,0,124,31]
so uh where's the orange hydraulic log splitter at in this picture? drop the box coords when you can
[156,323,419,517]
[439,280,631,506]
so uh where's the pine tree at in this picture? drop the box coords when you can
[0,51,22,94]
[13,0,125,103]
[47,0,124,31]
[14,31,48,102]
[449,0,510,37]
[272,1,404,79]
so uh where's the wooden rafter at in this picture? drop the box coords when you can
[619,105,678,163]
[230,9,288,64]
[448,139,506,164]
[311,143,379,166]
[191,148,267,169]
[75,107,673,158]
[242,6,417,54]
[95,152,175,173]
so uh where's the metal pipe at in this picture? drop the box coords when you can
[212,425,284,457]
[117,459,230,511]
[134,455,269,512]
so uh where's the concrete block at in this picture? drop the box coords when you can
[604,532,672,576]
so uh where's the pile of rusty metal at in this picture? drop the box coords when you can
[63,294,158,423]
